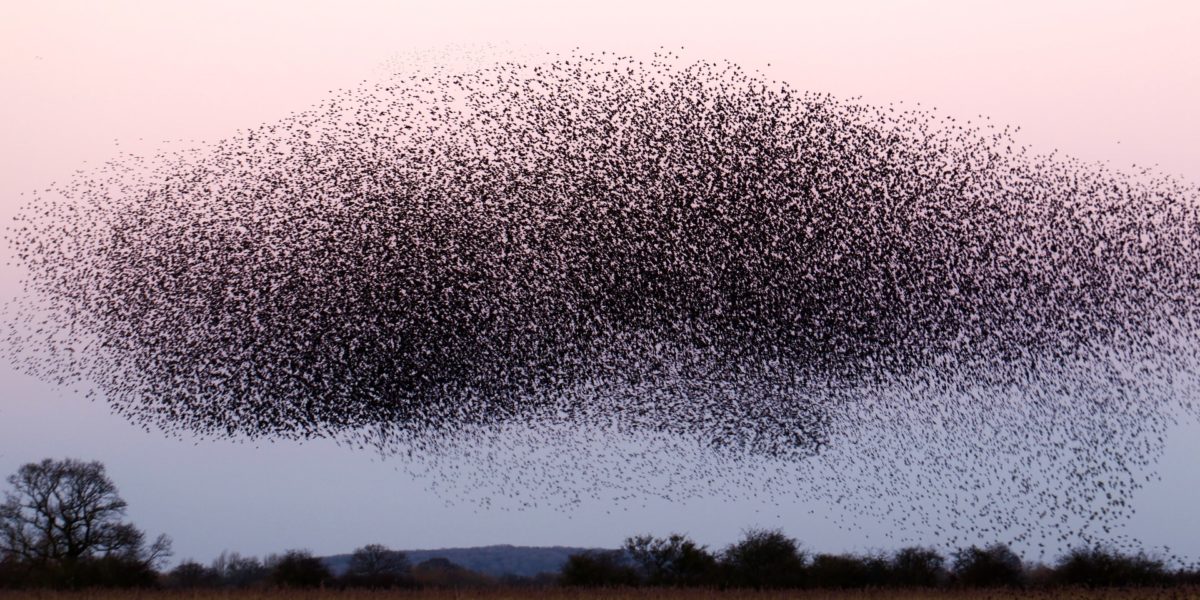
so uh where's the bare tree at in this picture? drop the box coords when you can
[343,543,412,588]
[624,533,717,586]
[0,458,171,572]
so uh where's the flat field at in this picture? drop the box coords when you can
[1,589,1197,600]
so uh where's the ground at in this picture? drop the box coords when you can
[2,588,1198,600]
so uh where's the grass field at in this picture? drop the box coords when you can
[1,589,1198,600]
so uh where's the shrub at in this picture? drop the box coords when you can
[624,533,718,586]
[1055,546,1169,587]
[340,543,413,588]
[165,560,221,588]
[952,543,1023,587]
[890,546,946,587]
[808,553,882,588]
[270,550,332,588]
[720,528,806,589]
[560,550,639,587]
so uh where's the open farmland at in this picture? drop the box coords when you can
[1,588,1199,600]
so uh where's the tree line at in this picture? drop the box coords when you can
[3,458,1199,590]
[561,530,1200,589]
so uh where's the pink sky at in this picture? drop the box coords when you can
[1,0,1198,564]
[3,1,1198,193]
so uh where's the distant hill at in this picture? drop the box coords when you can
[322,545,607,578]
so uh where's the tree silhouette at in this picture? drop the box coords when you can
[808,553,889,588]
[720,528,806,589]
[890,546,945,587]
[560,550,639,587]
[1054,546,1169,587]
[623,533,717,586]
[342,543,412,588]
[951,543,1023,587]
[0,458,170,587]
[210,551,269,588]
[270,549,331,588]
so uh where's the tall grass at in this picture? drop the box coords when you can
[1,588,1198,600]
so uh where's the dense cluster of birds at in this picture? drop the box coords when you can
[6,51,1200,558]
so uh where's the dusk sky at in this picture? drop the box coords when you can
[1,1,1198,566]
